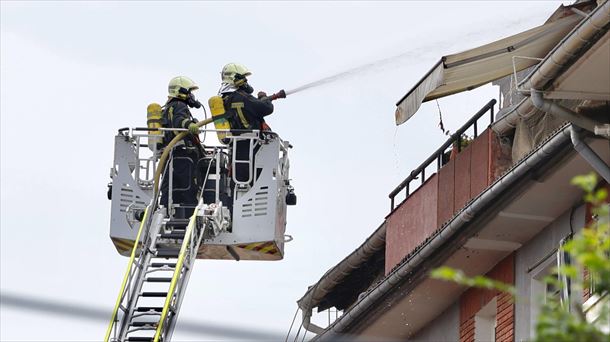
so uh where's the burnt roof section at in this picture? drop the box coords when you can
[298,223,386,313]
[317,246,385,312]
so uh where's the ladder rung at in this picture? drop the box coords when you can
[150,262,176,268]
[165,219,190,227]
[141,292,168,298]
[130,321,158,327]
[156,248,180,258]
[127,337,154,342]
[159,232,185,239]
[136,307,163,312]
[146,277,172,283]
[127,328,156,334]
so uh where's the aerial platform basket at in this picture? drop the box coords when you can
[108,127,295,261]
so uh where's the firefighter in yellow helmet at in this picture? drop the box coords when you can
[218,63,275,130]
[160,76,203,218]
[218,63,275,183]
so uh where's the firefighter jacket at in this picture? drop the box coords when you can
[222,90,274,131]
[162,98,197,147]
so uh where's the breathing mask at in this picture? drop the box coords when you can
[234,74,254,94]
[186,92,202,108]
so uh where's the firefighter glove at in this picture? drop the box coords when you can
[257,91,267,99]
[188,123,199,135]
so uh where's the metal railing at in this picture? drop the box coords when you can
[389,99,497,211]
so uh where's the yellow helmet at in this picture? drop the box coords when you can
[168,76,199,100]
[221,63,252,85]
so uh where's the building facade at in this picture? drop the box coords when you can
[297,1,610,340]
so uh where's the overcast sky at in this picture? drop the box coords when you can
[1,1,568,340]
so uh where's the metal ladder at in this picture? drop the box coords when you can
[231,135,256,187]
[105,207,206,342]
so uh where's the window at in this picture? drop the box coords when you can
[529,250,558,339]
[583,293,609,333]
[475,298,497,342]
[529,236,572,339]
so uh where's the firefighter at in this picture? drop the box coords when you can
[160,76,203,218]
[218,63,275,183]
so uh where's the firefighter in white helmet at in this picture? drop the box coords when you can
[160,76,203,218]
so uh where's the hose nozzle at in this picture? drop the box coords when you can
[268,89,286,101]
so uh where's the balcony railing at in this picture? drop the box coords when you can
[389,99,496,211]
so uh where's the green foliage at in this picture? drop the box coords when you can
[535,298,607,342]
[452,133,472,151]
[571,173,599,193]
[430,172,609,341]
[430,266,516,295]
[522,172,609,342]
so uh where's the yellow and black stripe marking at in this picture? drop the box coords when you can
[111,237,142,256]
[236,241,279,255]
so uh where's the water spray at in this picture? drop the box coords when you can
[283,54,401,97]
[269,44,423,100]
[270,51,409,100]
[273,14,538,100]
[265,58,387,101]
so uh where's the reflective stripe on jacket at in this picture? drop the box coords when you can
[162,98,196,147]
[222,90,274,131]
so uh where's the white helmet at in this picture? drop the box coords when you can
[221,63,252,85]
[168,76,199,100]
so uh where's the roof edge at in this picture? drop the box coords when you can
[493,0,608,135]
[519,0,610,93]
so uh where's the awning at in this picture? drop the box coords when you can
[395,10,582,125]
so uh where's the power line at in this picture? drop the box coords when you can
[285,306,300,342]
[1,291,283,340]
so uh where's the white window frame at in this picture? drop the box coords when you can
[529,252,557,339]
[475,297,497,342]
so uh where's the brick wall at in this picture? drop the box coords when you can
[385,175,438,274]
[459,254,515,342]
[439,129,510,226]
[460,317,475,342]
[488,129,513,182]
[496,292,515,342]
[584,182,610,226]
[385,129,513,274]
[584,267,591,302]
